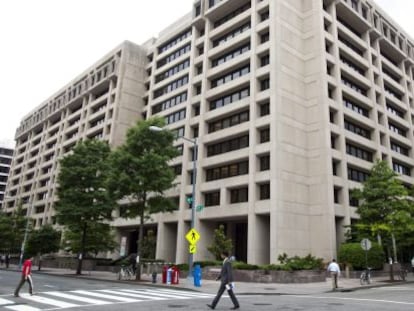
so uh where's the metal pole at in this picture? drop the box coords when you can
[189,138,197,282]
[19,201,32,269]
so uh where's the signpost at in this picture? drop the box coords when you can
[361,238,371,270]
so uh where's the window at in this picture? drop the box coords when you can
[260,32,269,43]
[157,44,191,68]
[260,10,269,22]
[205,191,220,206]
[158,29,191,54]
[213,3,250,28]
[230,187,248,203]
[211,65,250,88]
[152,92,187,114]
[172,164,182,176]
[209,87,249,110]
[153,75,189,98]
[259,183,270,200]
[343,97,369,117]
[393,162,411,176]
[388,122,406,137]
[347,166,369,182]
[208,110,249,133]
[344,120,371,139]
[346,143,373,162]
[260,102,270,116]
[165,109,186,125]
[390,141,409,156]
[260,54,270,67]
[260,128,270,143]
[212,44,250,67]
[349,190,359,207]
[207,134,249,157]
[259,155,270,171]
[206,161,249,181]
[155,59,190,83]
[260,78,270,91]
[213,22,251,47]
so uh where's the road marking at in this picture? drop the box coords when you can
[291,295,414,306]
[121,289,189,299]
[0,297,14,305]
[5,306,41,311]
[97,289,166,300]
[44,291,111,304]
[20,294,80,308]
[72,290,141,302]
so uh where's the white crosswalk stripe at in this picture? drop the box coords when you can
[3,288,214,311]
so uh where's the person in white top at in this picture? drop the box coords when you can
[327,259,341,290]
[411,257,414,273]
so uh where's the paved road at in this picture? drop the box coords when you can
[1,270,414,310]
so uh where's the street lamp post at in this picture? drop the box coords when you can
[149,126,198,281]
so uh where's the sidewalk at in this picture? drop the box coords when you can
[2,264,413,295]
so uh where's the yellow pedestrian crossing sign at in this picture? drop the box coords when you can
[189,244,197,254]
[186,228,200,245]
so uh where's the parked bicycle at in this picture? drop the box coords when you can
[360,267,372,285]
[118,265,135,280]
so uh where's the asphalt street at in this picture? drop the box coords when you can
[1,270,414,310]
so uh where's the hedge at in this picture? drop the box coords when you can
[338,242,384,270]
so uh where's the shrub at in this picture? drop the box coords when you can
[338,242,384,270]
[176,263,189,271]
[194,260,221,268]
[276,253,324,271]
[232,262,259,270]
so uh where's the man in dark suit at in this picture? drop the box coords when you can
[207,251,240,310]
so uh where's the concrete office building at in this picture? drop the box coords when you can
[5,0,414,265]
[0,143,14,208]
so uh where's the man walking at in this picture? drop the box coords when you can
[327,258,341,290]
[14,257,34,297]
[207,251,240,310]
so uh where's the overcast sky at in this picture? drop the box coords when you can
[0,0,411,148]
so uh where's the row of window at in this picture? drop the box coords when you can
[211,65,250,88]
[344,119,371,139]
[213,2,251,28]
[165,109,186,125]
[158,29,191,54]
[207,134,249,157]
[386,103,404,118]
[157,44,191,68]
[343,97,369,117]
[346,143,373,162]
[209,87,250,110]
[213,22,251,47]
[212,44,250,67]
[204,183,270,207]
[206,160,248,181]
[152,92,188,114]
[341,76,367,96]
[153,75,189,99]
[155,59,190,83]
[389,122,406,137]
[208,110,249,133]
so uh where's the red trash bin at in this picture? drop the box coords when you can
[162,265,168,284]
[171,266,180,285]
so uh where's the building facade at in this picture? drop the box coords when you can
[0,144,14,208]
[5,0,414,265]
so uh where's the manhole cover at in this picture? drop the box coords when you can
[328,303,344,306]
[264,287,277,290]
[168,305,188,308]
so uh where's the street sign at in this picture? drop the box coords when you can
[186,196,193,204]
[189,244,197,254]
[196,204,204,212]
[361,238,372,251]
[185,228,200,245]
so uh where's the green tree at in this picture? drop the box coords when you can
[107,117,179,280]
[207,224,233,260]
[62,223,116,257]
[351,160,414,262]
[26,225,61,270]
[338,242,385,270]
[55,139,115,275]
[0,206,27,254]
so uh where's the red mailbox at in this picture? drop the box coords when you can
[171,265,180,285]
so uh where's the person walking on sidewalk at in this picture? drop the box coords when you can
[207,251,240,310]
[5,253,10,268]
[327,258,341,290]
[14,257,34,297]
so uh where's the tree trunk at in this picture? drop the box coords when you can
[76,223,87,275]
[391,233,398,263]
[37,252,41,271]
[377,233,382,245]
[135,209,144,281]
